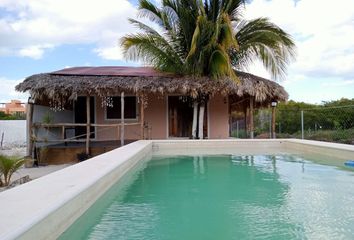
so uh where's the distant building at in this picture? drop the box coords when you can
[0,100,26,115]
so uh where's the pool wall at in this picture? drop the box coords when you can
[0,140,151,240]
[0,139,353,239]
[153,139,354,160]
[283,139,354,160]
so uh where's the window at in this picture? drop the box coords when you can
[106,96,137,119]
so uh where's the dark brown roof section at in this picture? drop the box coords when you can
[52,66,173,77]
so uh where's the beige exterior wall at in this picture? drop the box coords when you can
[144,94,167,139]
[95,94,229,140]
[208,94,229,139]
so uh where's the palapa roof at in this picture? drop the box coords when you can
[16,66,288,104]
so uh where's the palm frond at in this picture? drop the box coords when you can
[232,17,296,80]
[121,33,184,73]
[123,0,295,82]
[138,0,164,27]
[128,18,160,35]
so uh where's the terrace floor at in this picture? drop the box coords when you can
[38,140,138,164]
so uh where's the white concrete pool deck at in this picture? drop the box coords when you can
[0,139,353,240]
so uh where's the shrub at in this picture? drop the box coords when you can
[0,155,25,187]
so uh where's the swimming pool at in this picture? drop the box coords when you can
[1,139,354,239]
[60,153,354,239]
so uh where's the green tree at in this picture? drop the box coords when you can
[122,0,244,78]
[0,111,25,120]
[276,99,354,144]
[0,155,25,187]
[122,0,295,79]
[121,0,295,137]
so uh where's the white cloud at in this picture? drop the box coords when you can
[244,0,354,80]
[321,80,354,87]
[18,45,53,59]
[0,77,28,103]
[1,0,354,104]
[0,0,137,60]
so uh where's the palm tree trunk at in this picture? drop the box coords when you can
[198,103,205,139]
[192,102,198,139]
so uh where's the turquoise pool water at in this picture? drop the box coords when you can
[60,154,354,239]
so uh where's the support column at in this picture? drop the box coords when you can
[140,94,145,139]
[271,106,276,139]
[85,95,90,155]
[26,100,34,157]
[301,110,304,139]
[244,104,248,137]
[249,97,254,139]
[120,92,125,146]
[192,102,198,139]
[198,103,205,139]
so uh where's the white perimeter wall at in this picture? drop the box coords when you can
[0,120,26,147]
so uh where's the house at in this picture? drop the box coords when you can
[16,66,288,164]
[0,100,26,115]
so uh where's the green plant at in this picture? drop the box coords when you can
[42,111,53,144]
[42,112,53,124]
[38,147,49,164]
[231,129,247,138]
[122,0,295,80]
[0,155,25,187]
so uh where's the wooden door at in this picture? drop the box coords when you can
[168,96,193,137]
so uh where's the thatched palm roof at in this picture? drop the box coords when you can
[16,66,288,104]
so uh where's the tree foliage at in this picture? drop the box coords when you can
[231,17,295,80]
[121,0,295,80]
[0,111,26,120]
[0,111,15,120]
[277,98,354,135]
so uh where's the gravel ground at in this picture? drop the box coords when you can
[0,146,74,192]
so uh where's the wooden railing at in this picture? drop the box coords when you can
[32,122,142,143]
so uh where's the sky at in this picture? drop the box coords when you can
[0,0,354,104]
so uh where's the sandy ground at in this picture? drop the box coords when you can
[1,146,74,191]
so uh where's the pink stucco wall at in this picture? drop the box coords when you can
[208,94,229,138]
[95,96,138,140]
[95,94,229,140]
[95,94,167,140]
[144,94,167,139]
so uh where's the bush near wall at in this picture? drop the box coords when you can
[0,112,26,120]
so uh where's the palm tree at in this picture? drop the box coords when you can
[121,0,295,138]
[122,0,241,77]
[0,155,25,187]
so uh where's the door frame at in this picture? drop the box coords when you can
[166,95,210,139]
[73,96,97,140]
